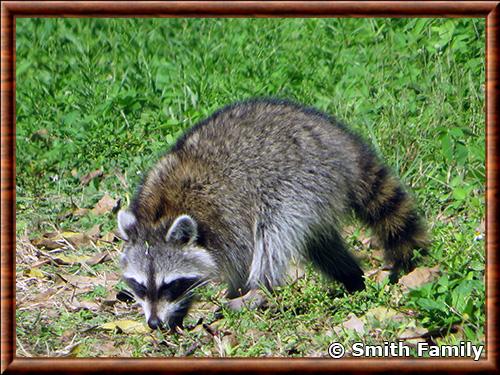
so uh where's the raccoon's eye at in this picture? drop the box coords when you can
[124,277,147,299]
[158,277,200,301]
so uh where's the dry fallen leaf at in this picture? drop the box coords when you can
[436,211,454,224]
[99,232,117,243]
[16,287,62,310]
[57,205,92,220]
[80,169,104,186]
[86,224,101,239]
[24,268,45,279]
[54,342,82,358]
[114,170,129,189]
[30,128,49,141]
[399,326,429,340]
[365,268,391,284]
[364,307,406,323]
[335,313,365,334]
[96,341,133,357]
[371,249,384,262]
[73,208,89,217]
[51,253,92,265]
[62,231,93,248]
[31,232,64,250]
[68,299,101,312]
[100,320,150,334]
[56,273,119,295]
[226,289,267,311]
[183,342,199,356]
[398,265,440,291]
[217,334,238,357]
[91,194,120,215]
[375,270,391,284]
[85,251,111,266]
[32,231,92,251]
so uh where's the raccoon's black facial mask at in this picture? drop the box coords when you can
[158,276,201,301]
[124,277,147,300]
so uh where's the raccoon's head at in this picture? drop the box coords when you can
[117,210,216,330]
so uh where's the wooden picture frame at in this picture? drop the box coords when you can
[1,1,497,373]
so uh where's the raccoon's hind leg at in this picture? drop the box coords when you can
[351,162,429,281]
[304,227,365,293]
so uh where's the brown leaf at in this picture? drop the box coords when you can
[32,231,92,251]
[99,232,117,243]
[398,265,440,291]
[364,307,406,323]
[80,169,104,186]
[57,205,91,220]
[73,208,89,217]
[24,268,45,279]
[56,273,118,294]
[374,270,391,284]
[226,289,267,311]
[114,170,129,189]
[365,268,391,284]
[183,342,199,356]
[17,287,60,309]
[61,330,76,343]
[30,128,49,141]
[86,224,101,239]
[91,194,119,215]
[68,299,101,312]
[399,326,429,340]
[63,232,92,248]
[96,341,132,357]
[436,211,454,224]
[57,207,75,221]
[31,232,64,249]
[101,298,119,308]
[51,253,91,265]
[85,251,111,266]
[220,334,238,355]
[54,342,82,357]
[335,313,365,334]
[371,249,384,262]
[100,320,150,334]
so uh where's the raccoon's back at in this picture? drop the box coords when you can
[174,99,362,195]
[131,99,366,237]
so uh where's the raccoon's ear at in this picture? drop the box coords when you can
[166,215,197,245]
[117,210,137,241]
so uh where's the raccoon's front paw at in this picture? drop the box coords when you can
[385,259,417,284]
[226,289,267,311]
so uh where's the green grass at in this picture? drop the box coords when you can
[15,18,485,358]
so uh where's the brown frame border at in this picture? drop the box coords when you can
[1,1,498,373]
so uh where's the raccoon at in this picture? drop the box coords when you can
[117,98,428,330]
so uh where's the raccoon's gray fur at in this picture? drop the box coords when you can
[118,98,428,330]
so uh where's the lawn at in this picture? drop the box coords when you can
[15,18,485,358]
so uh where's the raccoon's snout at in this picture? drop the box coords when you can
[147,316,184,331]
[147,316,162,330]
[147,312,187,331]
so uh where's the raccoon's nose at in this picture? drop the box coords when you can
[147,316,162,330]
